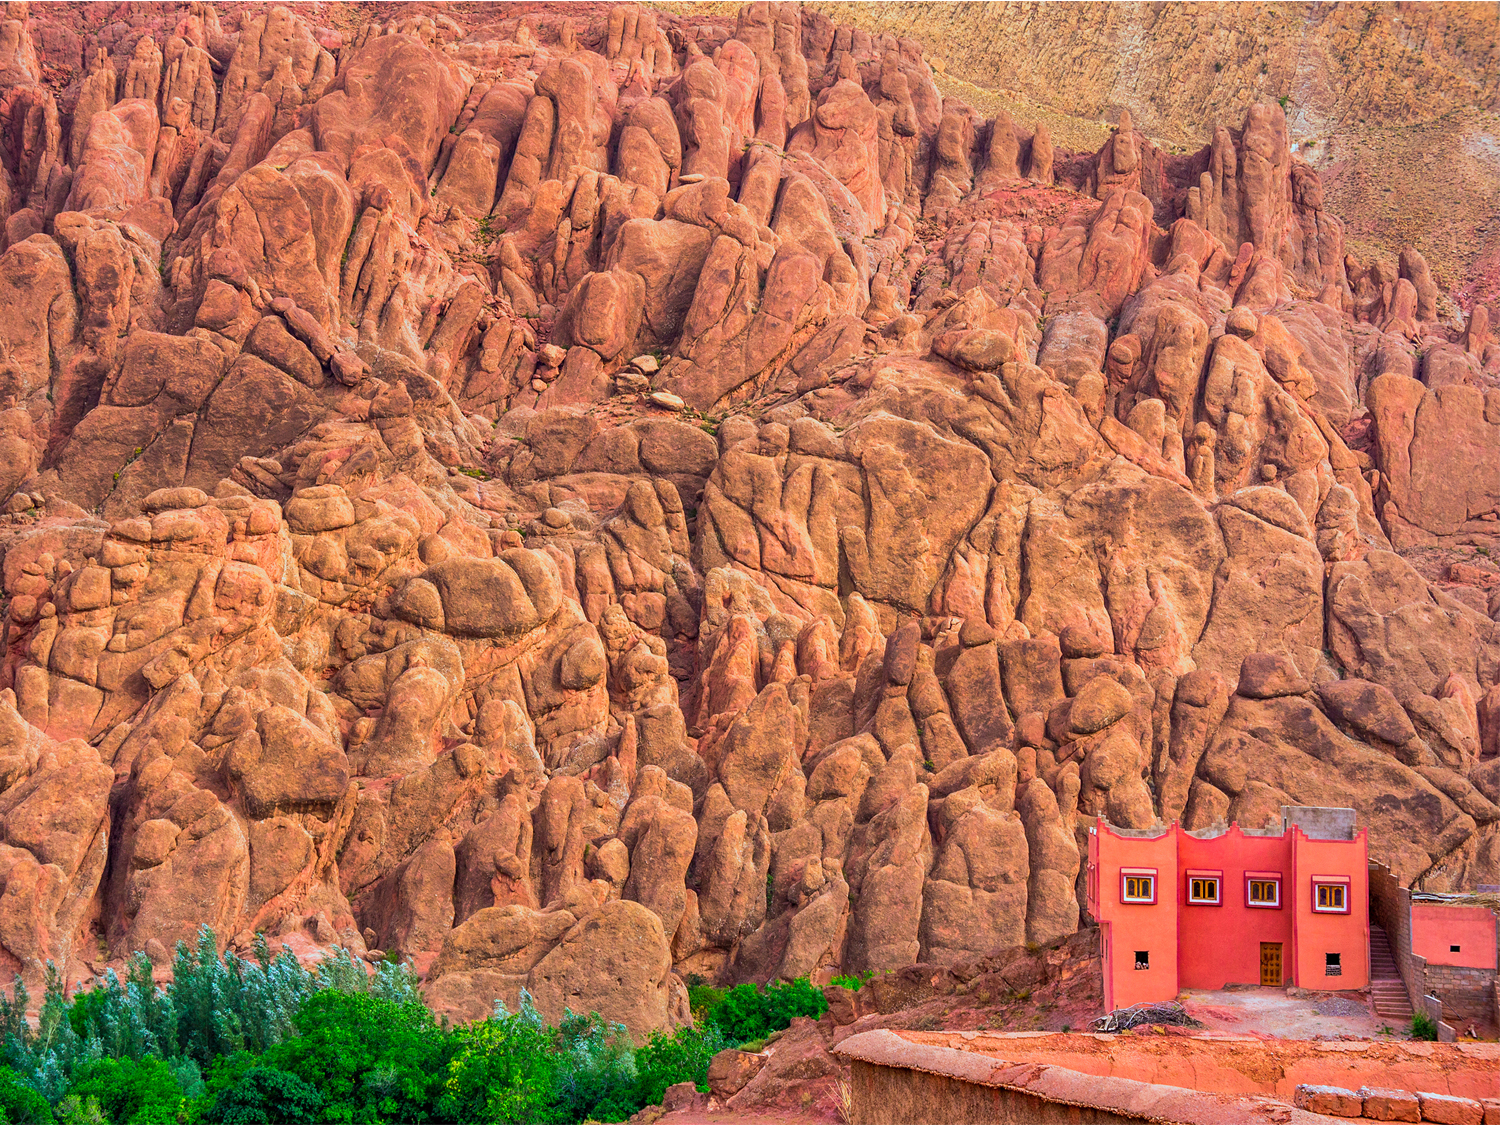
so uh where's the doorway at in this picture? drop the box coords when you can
[1260,942,1283,986]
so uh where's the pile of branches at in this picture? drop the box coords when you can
[1092,1001,1202,1032]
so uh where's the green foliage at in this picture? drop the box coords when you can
[168,1059,204,1104]
[703,979,827,1046]
[261,991,451,1123]
[686,983,725,1025]
[632,1025,724,1110]
[1409,1011,1438,1041]
[547,1011,637,1124]
[440,993,563,1125]
[67,955,177,1062]
[199,1065,323,1124]
[0,1069,54,1124]
[171,928,417,1067]
[829,971,872,992]
[0,929,823,1125]
[65,1057,183,1125]
[54,1097,105,1125]
[441,993,720,1125]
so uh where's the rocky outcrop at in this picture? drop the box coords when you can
[0,0,1495,1042]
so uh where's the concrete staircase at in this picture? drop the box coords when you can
[1369,924,1413,1022]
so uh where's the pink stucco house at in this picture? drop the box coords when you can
[1087,806,1369,1011]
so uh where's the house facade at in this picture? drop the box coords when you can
[1087,807,1369,1011]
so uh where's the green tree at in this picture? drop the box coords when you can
[53,1098,105,1125]
[548,1012,636,1124]
[706,978,826,1044]
[632,1024,725,1110]
[197,1066,322,1124]
[65,1057,183,1125]
[0,1069,54,1125]
[439,993,562,1125]
[262,991,451,1123]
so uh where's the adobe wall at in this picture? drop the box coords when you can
[1089,825,1179,1009]
[1176,826,1295,990]
[889,1029,1500,1102]
[1411,903,1496,970]
[835,1031,1331,1125]
[849,1059,1146,1125]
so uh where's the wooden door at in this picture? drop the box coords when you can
[1260,942,1282,986]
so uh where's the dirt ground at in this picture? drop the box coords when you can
[1178,986,1392,1039]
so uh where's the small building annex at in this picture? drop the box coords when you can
[1087,806,1369,1010]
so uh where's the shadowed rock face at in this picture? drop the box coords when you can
[0,0,1496,1038]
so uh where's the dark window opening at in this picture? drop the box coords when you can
[1451,944,1461,953]
[1134,951,1149,970]
[1325,953,1341,976]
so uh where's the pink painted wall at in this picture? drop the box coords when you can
[1412,903,1497,970]
[1088,826,1178,1009]
[1291,828,1369,990]
[1176,826,1294,990]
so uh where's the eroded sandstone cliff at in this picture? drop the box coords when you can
[0,0,1497,1038]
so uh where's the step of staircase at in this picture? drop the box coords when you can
[1367,924,1414,1020]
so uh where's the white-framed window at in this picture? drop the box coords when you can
[1313,878,1350,914]
[1246,874,1281,908]
[1121,868,1157,904]
[1186,871,1222,905]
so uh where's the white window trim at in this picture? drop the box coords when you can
[1186,871,1222,905]
[1246,874,1282,908]
[1121,867,1157,904]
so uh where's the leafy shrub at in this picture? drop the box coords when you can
[1410,1011,1438,1041]
[440,992,565,1124]
[262,990,451,1123]
[168,1058,204,1103]
[705,979,827,1045]
[685,983,726,1024]
[172,929,416,1067]
[0,929,827,1125]
[198,1065,323,1124]
[0,928,421,1104]
[828,972,871,992]
[0,1068,54,1124]
[632,1025,725,1109]
[54,1096,105,1125]
[196,1062,322,1122]
[65,1057,182,1125]
[547,1011,637,1125]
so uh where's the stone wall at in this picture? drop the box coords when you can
[1370,862,1419,1009]
[1423,963,1499,1023]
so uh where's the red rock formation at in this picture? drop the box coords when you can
[0,0,1495,1042]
